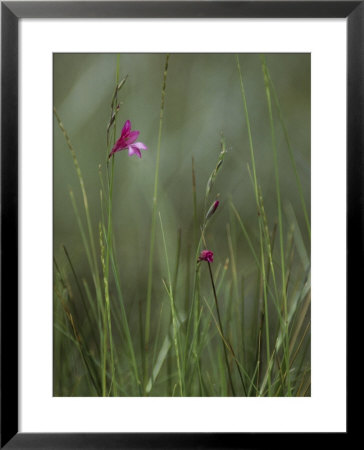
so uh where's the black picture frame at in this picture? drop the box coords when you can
[1,1,355,448]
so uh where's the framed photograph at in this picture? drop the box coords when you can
[1,1,354,447]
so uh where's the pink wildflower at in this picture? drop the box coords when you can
[109,120,147,159]
[198,250,214,263]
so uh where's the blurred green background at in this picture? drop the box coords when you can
[53,54,310,394]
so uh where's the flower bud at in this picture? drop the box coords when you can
[205,200,220,221]
[198,250,214,263]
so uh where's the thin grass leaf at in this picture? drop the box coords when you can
[145,55,170,385]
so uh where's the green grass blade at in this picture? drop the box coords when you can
[145,55,170,385]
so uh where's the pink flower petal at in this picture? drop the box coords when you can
[128,145,142,158]
[124,130,140,145]
[121,120,131,137]
[111,135,127,154]
[133,142,148,150]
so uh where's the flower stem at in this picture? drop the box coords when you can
[207,262,236,396]
[101,57,121,396]
[104,156,117,396]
